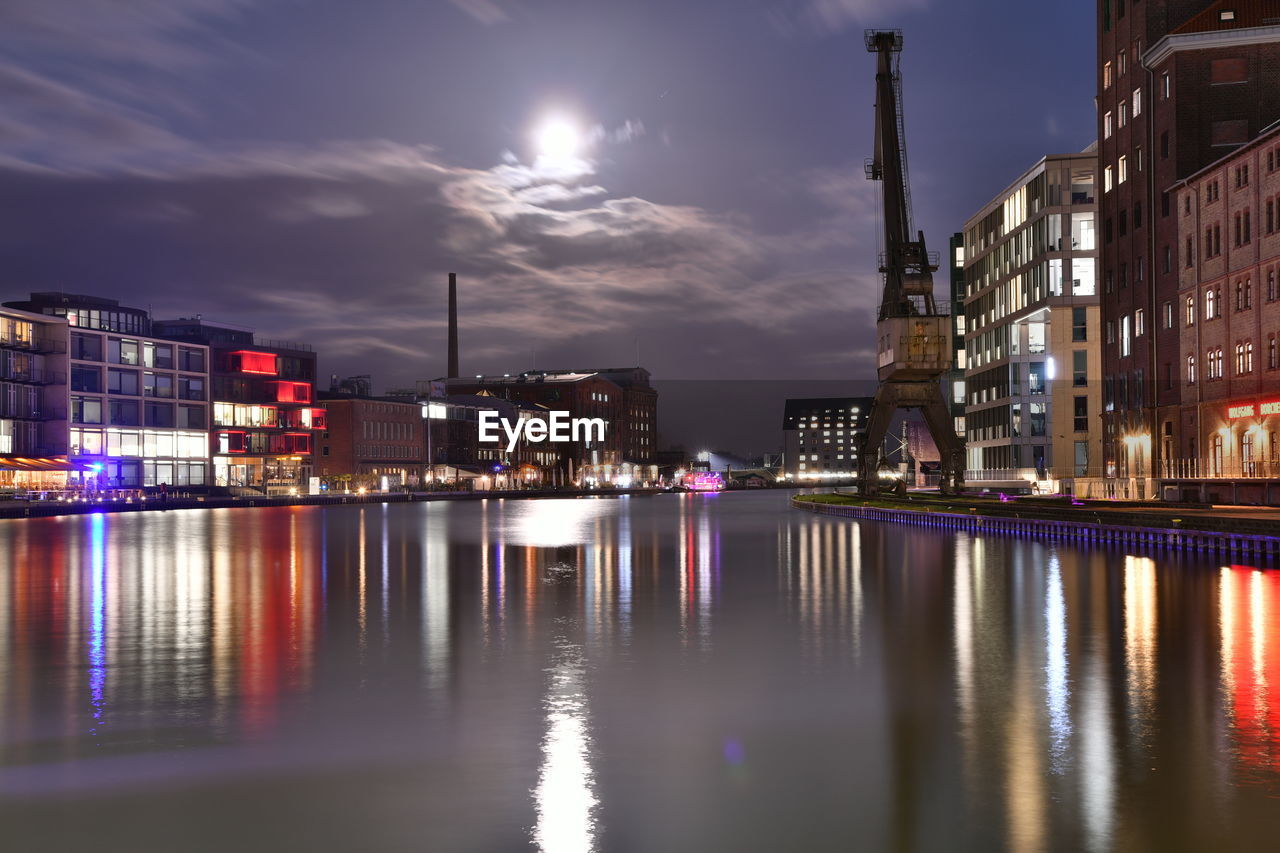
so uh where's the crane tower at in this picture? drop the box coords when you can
[857,30,965,496]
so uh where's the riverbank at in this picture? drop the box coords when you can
[793,492,1280,561]
[0,486,676,520]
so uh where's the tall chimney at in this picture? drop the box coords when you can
[447,272,459,379]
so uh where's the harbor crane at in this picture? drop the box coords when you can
[857,30,965,496]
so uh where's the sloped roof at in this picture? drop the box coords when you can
[1172,1,1280,34]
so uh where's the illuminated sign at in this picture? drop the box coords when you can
[1229,400,1280,419]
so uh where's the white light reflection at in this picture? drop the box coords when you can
[1044,554,1071,769]
[532,643,598,853]
[513,499,612,548]
[1123,556,1158,735]
[421,506,451,690]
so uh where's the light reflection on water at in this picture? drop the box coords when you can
[0,492,1276,851]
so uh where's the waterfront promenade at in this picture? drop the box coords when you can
[0,486,673,520]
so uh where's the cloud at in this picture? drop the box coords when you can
[446,0,511,26]
[0,135,882,384]
[0,0,264,67]
[767,0,930,36]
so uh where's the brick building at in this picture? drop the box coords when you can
[1166,122,1280,502]
[1097,0,1280,497]
[316,393,426,489]
[447,367,657,485]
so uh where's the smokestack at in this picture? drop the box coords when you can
[447,272,459,379]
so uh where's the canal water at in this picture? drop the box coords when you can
[0,491,1277,852]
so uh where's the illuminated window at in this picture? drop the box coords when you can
[230,350,278,375]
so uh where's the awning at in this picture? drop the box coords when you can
[0,457,92,472]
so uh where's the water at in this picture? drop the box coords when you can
[0,491,1277,852]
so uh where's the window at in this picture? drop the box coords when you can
[1073,397,1089,433]
[71,396,103,424]
[1119,101,1128,128]
[1235,341,1254,375]
[1187,354,1197,384]
[1072,307,1087,342]
[71,366,101,393]
[110,399,140,426]
[1186,295,1196,326]
[1161,71,1170,99]
[108,338,140,365]
[1135,308,1145,337]
[71,333,102,361]
[1073,350,1088,387]
[1120,315,1132,357]
[1163,245,1173,274]
[1118,50,1127,76]
[145,402,175,428]
[143,343,173,369]
[178,347,206,373]
[1271,335,1278,370]
[107,367,139,395]
[178,405,206,430]
[1269,269,1277,302]
[1208,347,1224,380]
[179,376,205,400]
[1104,112,1113,139]
[1163,301,1173,330]
[1104,61,1113,89]
[1206,287,1219,319]
[1186,237,1194,268]
[1235,165,1250,188]
[1104,165,1113,193]
[1132,87,1142,117]
[1118,155,1128,184]
[143,372,173,398]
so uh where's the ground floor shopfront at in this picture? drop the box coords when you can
[1156,397,1280,504]
[213,454,311,494]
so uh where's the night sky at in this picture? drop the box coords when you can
[0,0,1094,390]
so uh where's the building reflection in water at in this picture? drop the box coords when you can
[3,497,1280,848]
[1220,564,1280,774]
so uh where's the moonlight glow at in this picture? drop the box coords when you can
[534,116,584,160]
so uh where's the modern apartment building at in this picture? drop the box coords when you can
[4,294,211,488]
[781,397,873,480]
[153,318,320,494]
[0,306,70,490]
[962,152,1104,490]
[1167,122,1280,503]
[1098,0,1280,496]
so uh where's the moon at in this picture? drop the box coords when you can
[534,116,583,160]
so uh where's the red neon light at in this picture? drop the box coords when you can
[230,351,278,375]
[219,430,247,453]
[309,408,327,429]
[271,381,312,403]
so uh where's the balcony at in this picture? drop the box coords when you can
[0,336,67,354]
[0,368,65,385]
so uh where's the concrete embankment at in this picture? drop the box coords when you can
[793,494,1280,562]
[0,487,673,520]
